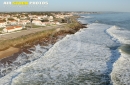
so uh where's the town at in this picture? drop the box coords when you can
[0,12,73,34]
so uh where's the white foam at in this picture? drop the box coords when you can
[111,53,130,85]
[0,44,52,78]
[0,23,120,85]
[107,25,130,85]
[107,25,130,44]
[81,16,92,19]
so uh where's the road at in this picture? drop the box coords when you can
[0,24,66,40]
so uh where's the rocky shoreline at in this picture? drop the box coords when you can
[0,22,86,65]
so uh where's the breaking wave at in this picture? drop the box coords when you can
[107,25,130,44]
[107,25,130,85]
[0,23,123,85]
[81,16,93,19]
[0,44,52,78]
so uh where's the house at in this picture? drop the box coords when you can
[42,15,48,19]
[48,16,54,22]
[55,22,60,25]
[3,26,22,33]
[55,15,65,19]
[19,20,29,25]
[32,20,41,24]
[0,21,6,28]
[9,20,17,25]
[32,20,46,26]
[18,21,27,28]
[20,16,27,19]
[13,17,18,20]
[55,14,73,19]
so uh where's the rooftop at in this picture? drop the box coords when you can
[6,26,22,30]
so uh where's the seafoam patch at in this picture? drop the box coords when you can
[0,23,120,85]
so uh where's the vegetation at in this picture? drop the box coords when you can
[0,16,85,51]
[32,25,45,28]
[0,28,4,31]
[8,18,15,21]
[41,19,49,22]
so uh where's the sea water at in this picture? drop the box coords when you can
[79,12,130,85]
[79,12,130,53]
[0,12,130,85]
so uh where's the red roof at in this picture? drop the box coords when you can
[6,26,22,30]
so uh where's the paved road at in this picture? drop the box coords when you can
[0,24,65,40]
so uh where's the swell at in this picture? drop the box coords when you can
[0,23,129,85]
[107,25,130,85]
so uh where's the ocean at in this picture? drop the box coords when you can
[0,12,130,85]
[79,12,130,85]
[79,12,130,30]
[79,12,130,54]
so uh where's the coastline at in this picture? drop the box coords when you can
[0,17,86,64]
[0,12,130,85]
[0,23,120,85]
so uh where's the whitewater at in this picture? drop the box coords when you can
[0,23,121,85]
[0,13,130,85]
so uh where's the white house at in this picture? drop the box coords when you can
[3,26,22,33]
[48,16,54,22]
[32,20,41,24]
[19,20,29,25]
[55,15,65,19]
[0,21,6,28]
[32,20,46,26]
[9,20,17,25]
[13,17,18,20]
[20,16,27,19]
[42,15,48,19]
[55,22,61,25]
[55,14,73,19]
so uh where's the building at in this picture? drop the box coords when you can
[48,16,54,22]
[3,26,22,33]
[32,20,46,26]
[19,20,29,25]
[55,14,73,19]
[9,20,17,25]
[32,20,41,24]
[0,21,6,28]
[55,22,61,25]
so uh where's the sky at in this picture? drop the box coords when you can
[0,0,130,12]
